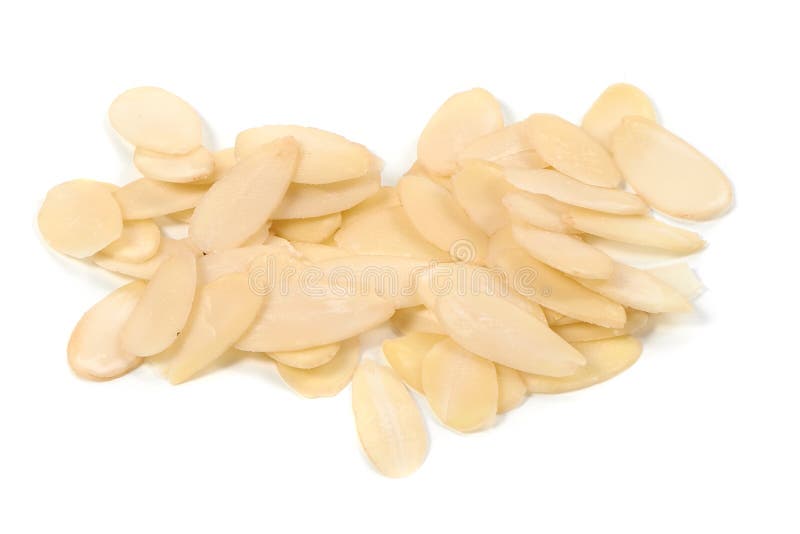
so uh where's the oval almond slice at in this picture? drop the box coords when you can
[511,223,614,279]
[167,272,264,384]
[269,343,340,369]
[502,191,577,234]
[272,170,380,220]
[523,113,622,188]
[100,219,161,262]
[451,159,514,234]
[93,237,188,279]
[457,122,547,169]
[341,186,401,223]
[67,281,146,380]
[351,361,428,478]
[197,241,299,284]
[611,117,733,220]
[133,146,214,183]
[553,309,649,343]
[422,338,498,432]
[38,179,123,258]
[236,125,371,184]
[121,242,197,356]
[522,336,642,394]
[496,364,527,414]
[382,332,444,392]
[114,179,209,220]
[276,338,360,397]
[417,88,504,176]
[272,212,342,243]
[646,262,704,300]
[390,306,445,335]
[581,83,657,149]
[108,87,202,155]
[190,137,299,252]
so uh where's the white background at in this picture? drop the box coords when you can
[1,1,798,533]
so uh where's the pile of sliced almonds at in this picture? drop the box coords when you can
[38,83,732,478]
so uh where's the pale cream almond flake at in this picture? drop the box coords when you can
[512,223,614,279]
[276,338,360,398]
[382,332,445,392]
[581,83,658,149]
[269,343,341,370]
[100,219,161,262]
[133,146,214,183]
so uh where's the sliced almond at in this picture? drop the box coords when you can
[269,343,341,369]
[133,146,214,183]
[422,338,498,432]
[382,332,444,392]
[451,159,515,234]
[114,179,209,220]
[67,281,146,380]
[100,219,161,262]
[390,305,445,335]
[272,171,380,220]
[93,237,188,279]
[581,83,657,149]
[351,361,428,478]
[611,116,733,220]
[38,179,123,258]
[276,338,360,398]
[502,191,577,234]
[458,122,547,169]
[272,212,342,243]
[197,241,298,284]
[291,241,350,262]
[496,365,527,414]
[553,309,649,343]
[417,88,504,175]
[512,223,613,279]
[647,262,705,300]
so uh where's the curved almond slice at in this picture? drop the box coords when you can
[523,113,621,187]
[133,146,214,183]
[67,281,146,380]
[235,125,371,184]
[417,88,504,175]
[451,159,514,234]
[564,207,705,253]
[382,332,444,392]
[390,306,445,335]
[341,186,400,223]
[273,172,380,220]
[272,212,342,243]
[503,167,647,215]
[276,338,360,397]
[352,361,428,478]
[93,237,187,279]
[647,262,705,300]
[611,117,733,220]
[398,174,489,263]
[100,219,161,262]
[114,179,209,219]
[190,138,299,252]
[169,208,194,223]
[522,336,642,394]
[291,241,350,262]
[108,87,201,155]
[502,191,577,234]
[167,272,263,384]
[121,242,197,356]
[334,206,450,261]
[422,338,498,432]
[458,122,547,168]
[269,343,340,369]
[582,83,657,149]
[511,223,614,279]
[577,261,693,313]
[496,364,527,414]
[553,309,649,343]
[198,241,299,284]
[38,179,123,258]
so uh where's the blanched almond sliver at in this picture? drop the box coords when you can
[272,212,342,243]
[276,338,360,398]
[417,88,504,175]
[390,305,446,335]
[341,186,401,223]
[272,172,380,220]
[512,223,614,279]
[451,159,515,235]
[496,364,527,414]
[93,237,188,279]
[647,262,705,300]
[457,122,547,169]
[351,361,428,478]
[67,281,145,380]
[422,338,498,432]
[235,125,371,184]
[582,83,657,149]
[190,138,299,252]
[114,179,209,219]
[382,332,445,392]
[523,113,622,188]
[291,241,350,262]
[108,87,202,155]
[502,191,577,234]
[167,272,263,384]
[197,240,299,284]
[38,179,123,258]
[553,309,649,343]
[522,336,642,394]
[100,219,161,263]
[133,146,214,183]
[121,242,197,356]
[269,343,341,369]
[611,117,733,220]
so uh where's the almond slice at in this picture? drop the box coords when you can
[67,281,146,380]
[611,116,733,220]
[100,219,161,262]
[272,172,380,220]
[422,338,498,432]
[133,146,214,183]
[276,338,360,398]
[458,122,547,169]
[341,186,401,223]
[523,113,622,188]
[93,237,188,279]
[197,241,299,284]
[522,336,642,394]
[382,332,444,392]
[496,365,527,414]
[451,159,515,234]
[38,179,123,258]
[553,309,649,343]
[647,262,705,300]
[502,191,577,234]
[190,137,299,252]
[511,223,614,279]
[235,125,371,184]
[272,212,342,243]
[351,361,428,478]
[581,83,658,149]
[269,343,341,369]
[390,305,445,335]
[114,179,209,219]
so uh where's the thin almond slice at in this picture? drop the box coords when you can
[390,306,445,335]
[502,191,577,234]
[503,166,648,215]
[581,83,658,149]
[576,261,693,313]
[417,88,504,175]
[272,171,380,220]
[611,116,733,220]
[133,146,214,183]
[564,207,705,253]
[38,179,123,258]
[67,281,146,380]
[235,125,371,184]
[382,332,445,392]
[341,186,401,223]
[647,262,705,300]
[169,208,194,223]
[291,242,350,262]
[511,223,614,279]
[398,174,489,263]
[422,338,498,432]
[108,87,202,154]
[167,272,263,384]
[496,365,527,414]
[197,241,298,284]
[272,212,342,243]
[451,159,515,234]
[121,242,197,356]
[100,219,161,262]
[522,336,642,394]
[553,309,649,343]
[351,361,428,478]
[114,179,209,219]
[190,138,299,252]
[523,113,622,188]
[276,338,360,398]
[93,237,188,279]
[269,343,341,369]
[458,122,547,169]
